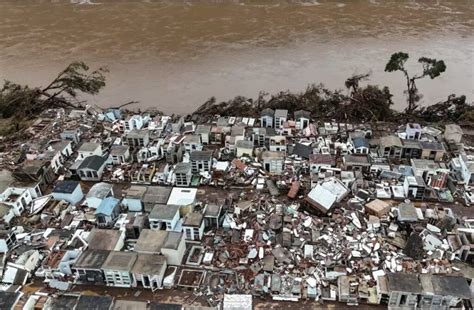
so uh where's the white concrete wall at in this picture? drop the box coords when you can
[86,197,103,209]
[123,198,143,212]
[52,186,84,205]
[161,236,185,266]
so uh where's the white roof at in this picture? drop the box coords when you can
[223,294,253,310]
[307,185,337,211]
[167,187,197,206]
[391,185,406,199]
[320,178,350,203]
[214,161,230,171]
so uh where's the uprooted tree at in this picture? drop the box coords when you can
[385,52,446,115]
[0,62,107,129]
[194,78,395,123]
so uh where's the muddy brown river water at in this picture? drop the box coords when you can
[0,0,473,114]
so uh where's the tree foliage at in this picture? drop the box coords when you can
[415,94,473,123]
[0,61,107,122]
[195,77,395,123]
[385,52,446,115]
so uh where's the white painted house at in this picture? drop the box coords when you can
[274,109,288,130]
[149,204,181,231]
[85,182,114,209]
[132,254,167,291]
[260,108,274,128]
[122,186,147,212]
[294,110,311,130]
[102,251,137,288]
[51,180,84,205]
[261,151,285,175]
[235,140,254,158]
[195,125,211,145]
[77,142,102,161]
[405,123,422,140]
[182,212,205,241]
[0,230,17,253]
[109,145,130,165]
[161,232,186,266]
[0,186,34,216]
[459,154,474,186]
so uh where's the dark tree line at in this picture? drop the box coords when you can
[195,51,472,124]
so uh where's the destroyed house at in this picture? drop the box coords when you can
[397,202,418,222]
[268,135,287,153]
[13,160,55,191]
[309,154,335,173]
[49,139,73,162]
[165,143,184,164]
[0,230,16,253]
[77,155,107,181]
[39,148,64,174]
[0,186,34,217]
[209,125,227,145]
[123,213,148,240]
[41,249,79,279]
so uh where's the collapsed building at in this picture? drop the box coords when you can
[0,107,472,309]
